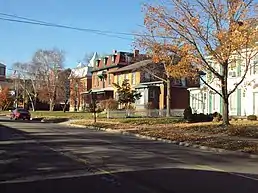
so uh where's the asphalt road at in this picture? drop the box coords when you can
[0,116,258,193]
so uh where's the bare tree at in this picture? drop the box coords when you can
[12,62,39,111]
[32,48,65,111]
[83,52,95,65]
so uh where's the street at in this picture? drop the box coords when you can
[0,117,258,193]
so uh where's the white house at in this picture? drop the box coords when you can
[188,55,258,116]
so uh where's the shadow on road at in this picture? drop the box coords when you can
[1,167,258,193]
[1,123,258,193]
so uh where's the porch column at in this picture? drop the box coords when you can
[159,84,165,115]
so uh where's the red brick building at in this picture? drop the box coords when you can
[91,49,140,102]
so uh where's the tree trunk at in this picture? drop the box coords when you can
[221,63,230,126]
[28,95,35,111]
[222,97,230,125]
[107,109,110,119]
[49,100,55,111]
[34,94,37,111]
[166,79,171,117]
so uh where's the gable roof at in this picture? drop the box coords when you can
[69,52,98,78]
[110,59,153,74]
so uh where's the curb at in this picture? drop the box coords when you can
[68,123,258,159]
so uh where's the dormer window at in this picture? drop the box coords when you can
[95,60,101,67]
[112,55,117,63]
[104,57,108,65]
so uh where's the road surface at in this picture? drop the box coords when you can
[0,116,258,193]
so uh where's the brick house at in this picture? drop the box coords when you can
[110,60,199,115]
[90,49,140,102]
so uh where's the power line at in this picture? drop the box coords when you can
[0,14,133,41]
[0,12,169,39]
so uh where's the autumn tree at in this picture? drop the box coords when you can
[32,48,65,111]
[113,79,141,114]
[139,0,258,125]
[0,87,13,110]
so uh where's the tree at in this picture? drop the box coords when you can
[12,62,39,111]
[113,79,141,113]
[32,48,65,111]
[69,73,84,112]
[0,87,13,110]
[58,68,71,112]
[83,52,95,65]
[134,59,181,117]
[139,0,258,125]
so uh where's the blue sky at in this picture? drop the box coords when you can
[0,0,147,71]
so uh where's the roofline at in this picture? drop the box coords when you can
[91,64,126,73]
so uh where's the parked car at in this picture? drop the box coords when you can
[10,108,31,120]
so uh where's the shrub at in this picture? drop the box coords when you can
[247,115,257,121]
[99,99,118,111]
[183,106,192,120]
[212,112,223,122]
[187,113,213,123]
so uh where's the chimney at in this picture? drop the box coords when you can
[113,49,117,54]
[134,49,139,58]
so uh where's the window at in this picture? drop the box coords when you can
[95,60,99,67]
[192,94,198,109]
[96,76,99,86]
[104,57,108,66]
[149,89,155,99]
[230,92,237,111]
[117,75,120,84]
[108,74,112,85]
[144,72,150,81]
[174,79,182,86]
[254,60,258,74]
[136,90,144,105]
[112,55,117,63]
[125,74,129,81]
[0,67,5,76]
[131,72,136,85]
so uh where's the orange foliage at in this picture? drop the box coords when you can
[0,87,13,110]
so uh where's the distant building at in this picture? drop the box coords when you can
[0,63,12,90]
[68,52,97,111]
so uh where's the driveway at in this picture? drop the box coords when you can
[0,117,258,193]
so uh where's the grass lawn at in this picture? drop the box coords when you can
[0,110,107,120]
[71,119,258,154]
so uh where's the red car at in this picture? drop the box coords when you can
[10,108,31,120]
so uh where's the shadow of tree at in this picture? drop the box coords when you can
[1,123,258,193]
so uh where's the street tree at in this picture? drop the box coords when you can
[113,79,141,114]
[32,48,65,111]
[139,0,258,125]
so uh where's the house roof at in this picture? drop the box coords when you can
[69,52,98,78]
[110,59,153,74]
[0,63,6,67]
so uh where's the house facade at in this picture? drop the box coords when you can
[69,53,97,111]
[90,49,140,102]
[111,60,192,116]
[188,56,258,116]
